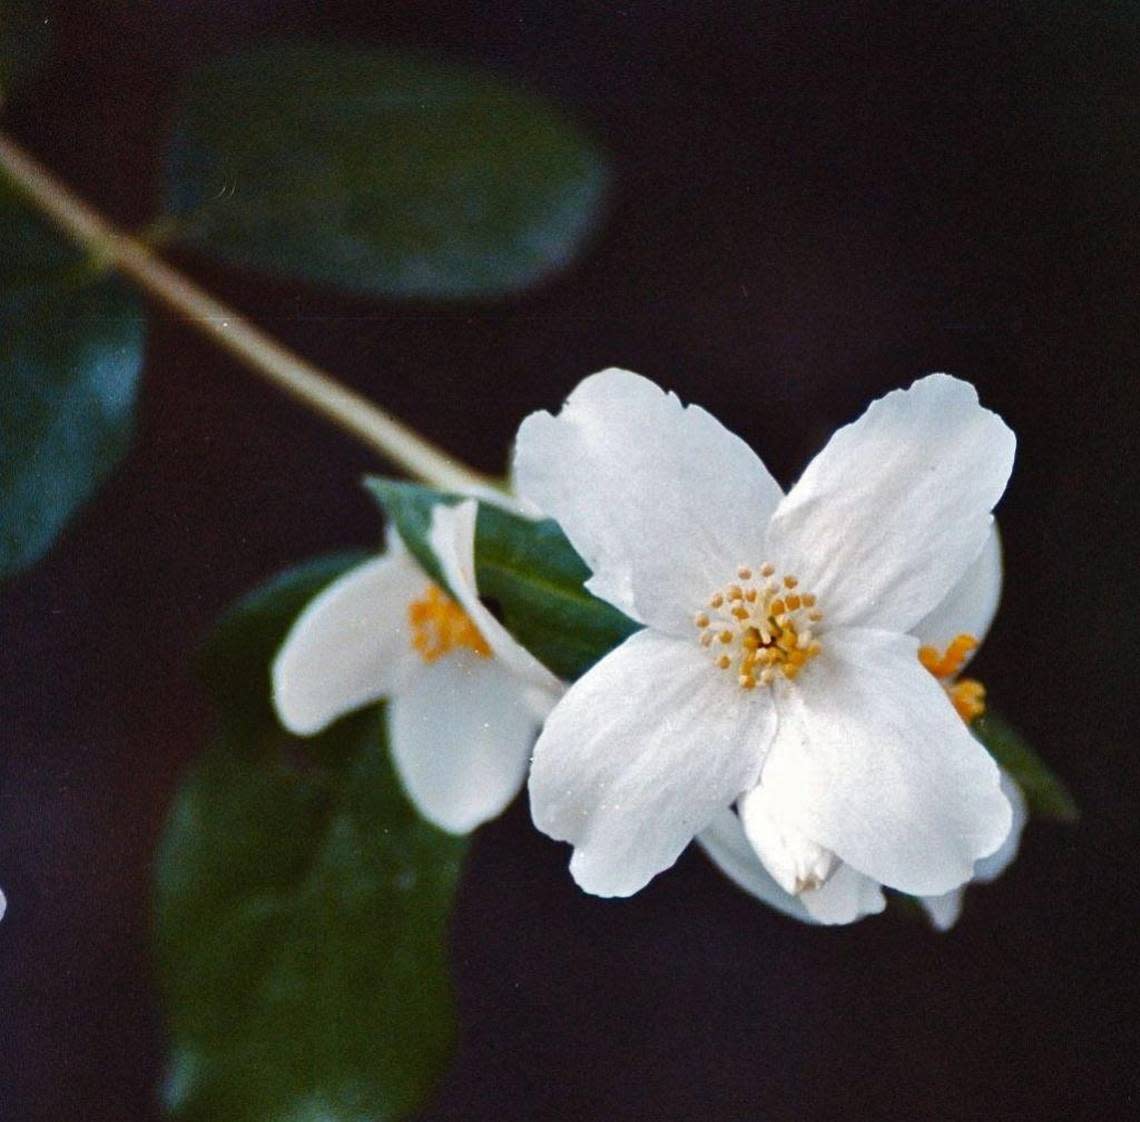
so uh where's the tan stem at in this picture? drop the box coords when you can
[0,131,497,494]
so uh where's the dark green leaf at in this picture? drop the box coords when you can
[0,178,144,579]
[973,711,1079,823]
[157,557,467,1122]
[476,500,641,681]
[0,0,50,98]
[162,41,608,299]
[367,478,640,681]
[364,477,459,590]
[156,715,466,1122]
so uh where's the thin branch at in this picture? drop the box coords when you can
[0,131,498,495]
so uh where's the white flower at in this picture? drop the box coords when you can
[700,529,1029,925]
[272,499,563,834]
[514,368,1016,901]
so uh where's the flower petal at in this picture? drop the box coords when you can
[918,888,963,932]
[798,863,887,926]
[697,810,884,925]
[761,627,1012,895]
[919,774,1025,929]
[513,368,784,636]
[428,499,563,711]
[912,524,1003,655]
[738,782,838,895]
[974,770,1027,882]
[766,374,1015,632]
[389,649,538,834]
[529,627,775,896]
[272,548,426,735]
[697,810,815,923]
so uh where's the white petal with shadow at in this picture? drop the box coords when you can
[739,782,838,895]
[798,863,887,926]
[766,374,1014,633]
[528,627,776,896]
[698,810,884,926]
[760,627,1011,895]
[697,809,814,923]
[514,368,783,636]
[272,548,426,736]
[389,649,539,834]
[913,524,1003,656]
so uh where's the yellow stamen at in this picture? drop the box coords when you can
[407,584,490,664]
[918,633,978,679]
[918,634,986,722]
[949,678,987,722]
[695,564,823,690]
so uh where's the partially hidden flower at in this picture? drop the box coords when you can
[514,368,1016,911]
[273,499,563,834]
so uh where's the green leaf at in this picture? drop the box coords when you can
[0,0,50,99]
[973,711,1079,823]
[475,500,641,681]
[364,478,457,589]
[161,40,608,299]
[367,478,640,681]
[156,557,467,1121]
[0,178,144,579]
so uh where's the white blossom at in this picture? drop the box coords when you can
[273,500,562,834]
[514,369,1015,902]
[701,527,1026,925]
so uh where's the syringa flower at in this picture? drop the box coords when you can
[700,529,1029,925]
[514,369,1016,904]
[273,499,562,833]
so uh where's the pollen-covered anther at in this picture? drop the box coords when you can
[408,584,491,664]
[949,679,986,722]
[918,633,987,722]
[695,564,823,689]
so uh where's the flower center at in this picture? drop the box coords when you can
[918,634,986,722]
[408,584,491,664]
[694,564,823,689]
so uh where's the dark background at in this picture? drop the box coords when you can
[1,2,1137,1119]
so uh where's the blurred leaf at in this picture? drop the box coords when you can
[0,0,50,99]
[365,477,456,589]
[367,478,639,681]
[162,40,608,299]
[157,557,467,1122]
[475,498,640,680]
[974,711,1079,823]
[0,178,144,579]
